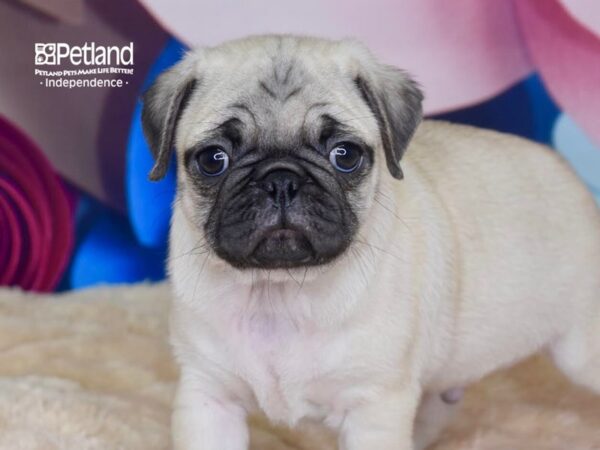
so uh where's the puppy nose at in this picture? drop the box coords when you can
[261,170,302,208]
[254,160,307,208]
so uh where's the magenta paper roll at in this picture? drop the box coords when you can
[0,115,75,292]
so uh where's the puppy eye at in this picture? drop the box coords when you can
[329,143,363,173]
[194,147,230,177]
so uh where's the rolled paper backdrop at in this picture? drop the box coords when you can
[135,0,533,114]
[433,75,559,145]
[553,114,600,204]
[560,0,600,39]
[514,0,600,147]
[17,0,85,25]
[127,38,186,248]
[0,115,75,292]
[69,197,166,289]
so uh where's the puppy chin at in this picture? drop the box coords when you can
[251,229,314,268]
[214,232,344,270]
[205,231,353,285]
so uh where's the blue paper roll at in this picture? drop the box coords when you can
[432,74,559,145]
[126,38,188,249]
[69,196,166,289]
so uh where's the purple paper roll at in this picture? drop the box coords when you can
[0,115,75,291]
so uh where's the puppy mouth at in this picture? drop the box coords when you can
[250,227,314,268]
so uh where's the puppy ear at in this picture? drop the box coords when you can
[354,67,423,179]
[141,61,198,181]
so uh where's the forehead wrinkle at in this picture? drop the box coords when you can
[257,53,305,103]
[205,101,257,145]
[312,110,364,147]
[217,117,244,145]
[318,98,377,147]
[229,102,258,129]
[318,114,350,145]
[301,102,330,142]
[184,116,244,152]
[329,80,378,136]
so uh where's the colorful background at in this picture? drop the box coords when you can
[0,0,598,291]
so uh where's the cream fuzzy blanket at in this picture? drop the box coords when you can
[0,283,599,450]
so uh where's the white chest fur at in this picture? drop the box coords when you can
[171,277,408,428]
[227,313,342,425]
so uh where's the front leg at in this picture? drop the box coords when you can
[339,385,421,450]
[172,369,249,450]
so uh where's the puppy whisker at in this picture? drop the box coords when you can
[192,251,212,302]
[374,192,412,232]
[353,237,407,264]
[170,241,210,261]
[286,269,301,287]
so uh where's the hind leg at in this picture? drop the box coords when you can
[413,390,463,450]
[551,305,600,394]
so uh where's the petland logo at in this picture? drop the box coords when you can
[35,42,134,66]
[34,42,135,88]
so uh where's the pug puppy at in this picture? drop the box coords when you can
[141,35,600,450]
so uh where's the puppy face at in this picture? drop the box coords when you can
[142,36,422,270]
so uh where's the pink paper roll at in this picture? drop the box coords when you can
[136,0,533,114]
[0,115,75,291]
[560,0,600,39]
[515,0,600,147]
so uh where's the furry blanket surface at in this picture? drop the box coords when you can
[0,283,598,450]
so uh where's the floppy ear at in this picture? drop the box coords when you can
[141,61,198,181]
[354,67,423,179]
